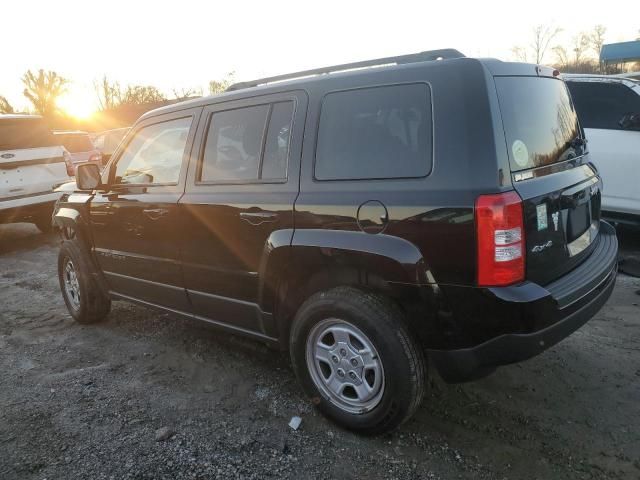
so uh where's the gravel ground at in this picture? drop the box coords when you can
[1,223,639,480]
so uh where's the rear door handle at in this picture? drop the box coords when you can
[240,211,277,225]
[143,208,169,220]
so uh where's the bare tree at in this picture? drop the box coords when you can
[590,25,607,58]
[553,46,570,70]
[511,46,528,62]
[209,72,235,95]
[572,33,591,66]
[94,75,123,110]
[530,25,562,64]
[22,69,69,117]
[172,87,203,100]
[120,85,166,105]
[0,96,14,114]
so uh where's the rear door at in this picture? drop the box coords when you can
[90,108,201,310]
[495,76,601,285]
[0,117,68,201]
[566,80,640,216]
[179,91,306,335]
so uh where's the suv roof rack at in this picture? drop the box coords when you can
[226,48,465,91]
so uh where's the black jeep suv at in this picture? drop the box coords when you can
[54,50,618,434]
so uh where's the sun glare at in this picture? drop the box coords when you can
[57,91,96,120]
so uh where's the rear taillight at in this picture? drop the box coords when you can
[475,191,525,287]
[63,150,74,176]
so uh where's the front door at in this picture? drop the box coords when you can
[180,91,307,335]
[90,109,201,310]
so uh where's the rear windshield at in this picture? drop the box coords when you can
[0,118,57,150]
[55,134,95,152]
[495,77,582,172]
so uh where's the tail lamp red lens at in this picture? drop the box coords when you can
[475,191,525,287]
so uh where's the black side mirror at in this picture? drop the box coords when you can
[619,113,640,130]
[76,163,102,190]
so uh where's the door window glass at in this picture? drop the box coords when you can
[315,84,432,180]
[114,117,192,185]
[567,81,640,130]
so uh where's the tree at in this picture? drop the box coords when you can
[530,25,562,64]
[572,33,591,67]
[209,72,235,95]
[22,69,69,117]
[0,96,14,114]
[120,85,166,105]
[590,25,607,59]
[511,46,528,62]
[553,46,570,70]
[171,86,203,100]
[94,75,123,110]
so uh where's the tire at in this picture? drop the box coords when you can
[290,286,426,435]
[58,240,111,324]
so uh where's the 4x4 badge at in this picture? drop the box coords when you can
[531,240,553,253]
[552,212,559,231]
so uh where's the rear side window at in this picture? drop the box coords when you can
[315,84,432,181]
[55,134,95,153]
[566,81,640,130]
[0,118,57,150]
[200,101,294,183]
[114,117,192,185]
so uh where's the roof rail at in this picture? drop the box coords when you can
[226,48,465,91]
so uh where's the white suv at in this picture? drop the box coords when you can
[0,115,72,232]
[564,75,640,224]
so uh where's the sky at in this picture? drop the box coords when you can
[2,0,638,114]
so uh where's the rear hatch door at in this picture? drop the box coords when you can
[495,75,601,285]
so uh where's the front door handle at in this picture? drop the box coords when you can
[240,211,277,225]
[143,208,169,220]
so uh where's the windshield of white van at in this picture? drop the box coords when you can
[495,77,583,172]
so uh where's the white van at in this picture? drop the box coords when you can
[564,75,640,224]
[0,115,72,232]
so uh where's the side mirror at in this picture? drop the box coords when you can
[76,163,102,190]
[619,113,640,130]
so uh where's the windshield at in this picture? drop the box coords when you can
[495,77,583,172]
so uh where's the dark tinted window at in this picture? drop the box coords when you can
[55,134,95,152]
[315,84,432,180]
[262,102,293,180]
[495,77,582,172]
[114,117,192,185]
[200,102,294,183]
[0,118,57,150]
[566,81,640,130]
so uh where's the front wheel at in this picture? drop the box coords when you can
[290,287,427,435]
[58,240,111,324]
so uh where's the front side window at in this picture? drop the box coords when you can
[566,81,640,130]
[315,84,432,180]
[114,117,192,185]
[200,101,294,183]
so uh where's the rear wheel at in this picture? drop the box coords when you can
[290,287,426,434]
[58,240,111,324]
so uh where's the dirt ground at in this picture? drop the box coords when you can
[0,223,639,480]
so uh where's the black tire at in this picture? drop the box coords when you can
[58,240,111,324]
[290,286,426,435]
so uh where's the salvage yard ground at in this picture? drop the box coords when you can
[1,223,639,479]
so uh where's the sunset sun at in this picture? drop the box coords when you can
[57,91,96,119]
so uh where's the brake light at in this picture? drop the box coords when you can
[63,150,74,177]
[475,191,525,286]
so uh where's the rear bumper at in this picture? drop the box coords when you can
[430,221,618,382]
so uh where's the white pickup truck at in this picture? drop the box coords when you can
[0,115,73,232]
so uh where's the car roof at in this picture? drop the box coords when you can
[0,114,44,122]
[139,55,555,123]
[53,130,90,136]
[562,74,639,88]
